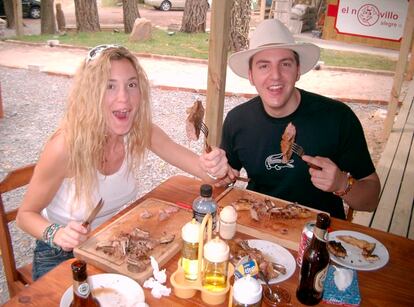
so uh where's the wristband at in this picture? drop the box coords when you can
[42,223,63,249]
[333,172,355,197]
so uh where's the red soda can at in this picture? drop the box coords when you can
[297,221,315,267]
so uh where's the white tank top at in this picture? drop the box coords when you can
[41,158,138,230]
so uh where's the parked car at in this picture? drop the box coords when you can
[0,0,41,19]
[144,0,212,11]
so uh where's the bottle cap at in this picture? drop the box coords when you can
[220,206,237,223]
[181,219,200,243]
[200,184,213,197]
[316,213,330,229]
[204,236,229,263]
[233,275,262,304]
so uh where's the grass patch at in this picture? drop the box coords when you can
[320,49,396,71]
[13,29,396,71]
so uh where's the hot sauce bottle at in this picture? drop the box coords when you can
[296,213,330,305]
[70,260,100,307]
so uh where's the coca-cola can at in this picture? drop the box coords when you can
[297,221,315,267]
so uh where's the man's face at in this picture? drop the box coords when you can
[248,48,300,118]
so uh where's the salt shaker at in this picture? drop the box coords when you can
[232,275,262,307]
[219,206,237,240]
[202,236,229,292]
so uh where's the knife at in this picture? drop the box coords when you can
[82,198,104,227]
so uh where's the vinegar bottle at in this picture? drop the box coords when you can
[70,260,100,307]
[296,213,331,305]
[181,219,200,281]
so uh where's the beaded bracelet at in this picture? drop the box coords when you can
[333,172,356,197]
[42,223,63,249]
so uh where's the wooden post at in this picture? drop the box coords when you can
[260,0,267,21]
[383,1,414,138]
[406,38,414,81]
[204,0,232,147]
[12,0,23,37]
[0,82,4,119]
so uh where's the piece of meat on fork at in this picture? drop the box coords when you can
[185,99,205,141]
[281,122,296,163]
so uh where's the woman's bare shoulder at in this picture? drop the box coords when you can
[38,130,69,175]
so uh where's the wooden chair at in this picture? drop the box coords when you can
[0,164,35,297]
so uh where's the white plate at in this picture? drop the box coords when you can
[60,273,145,307]
[329,230,389,271]
[247,239,296,284]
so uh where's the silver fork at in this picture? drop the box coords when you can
[291,143,322,170]
[199,121,212,153]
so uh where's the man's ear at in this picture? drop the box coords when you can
[248,70,254,86]
[296,67,300,81]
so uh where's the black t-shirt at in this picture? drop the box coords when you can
[220,89,376,219]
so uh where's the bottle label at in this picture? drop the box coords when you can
[314,265,328,293]
[193,210,217,230]
[74,281,90,298]
[314,227,328,242]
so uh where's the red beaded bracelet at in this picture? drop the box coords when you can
[333,172,356,197]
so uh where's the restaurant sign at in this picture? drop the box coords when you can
[328,0,408,41]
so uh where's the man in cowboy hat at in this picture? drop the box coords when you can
[220,19,380,219]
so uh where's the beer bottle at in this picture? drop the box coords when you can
[296,213,330,305]
[70,260,100,307]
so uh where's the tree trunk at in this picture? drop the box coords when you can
[180,0,208,33]
[229,0,251,52]
[74,0,100,32]
[3,0,15,28]
[41,0,56,34]
[122,0,141,34]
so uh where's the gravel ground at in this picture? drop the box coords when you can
[0,66,386,303]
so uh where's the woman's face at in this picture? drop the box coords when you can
[103,58,140,137]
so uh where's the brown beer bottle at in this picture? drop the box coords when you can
[70,260,100,307]
[296,213,330,305]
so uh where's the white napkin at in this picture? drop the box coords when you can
[333,266,353,291]
[143,256,171,299]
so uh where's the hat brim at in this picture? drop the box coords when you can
[228,43,320,79]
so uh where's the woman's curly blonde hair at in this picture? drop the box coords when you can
[61,46,151,210]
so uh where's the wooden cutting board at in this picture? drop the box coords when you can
[216,187,326,251]
[74,198,192,284]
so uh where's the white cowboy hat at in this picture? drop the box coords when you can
[228,19,320,79]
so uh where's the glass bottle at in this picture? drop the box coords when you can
[296,213,331,305]
[202,236,229,292]
[70,260,100,307]
[192,184,217,231]
[181,219,200,281]
[232,275,262,307]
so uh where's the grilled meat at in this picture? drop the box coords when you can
[280,122,296,163]
[185,99,205,141]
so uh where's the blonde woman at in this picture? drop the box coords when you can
[16,45,228,280]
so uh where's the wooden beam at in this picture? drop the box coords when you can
[406,38,414,81]
[260,0,267,21]
[12,0,24,37]
[204,0,232,147]
[383,0,414,138]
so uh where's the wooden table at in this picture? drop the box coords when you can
[4,175,414,306]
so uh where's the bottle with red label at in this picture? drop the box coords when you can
[70,260,100,307]
[296,213,330,305]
